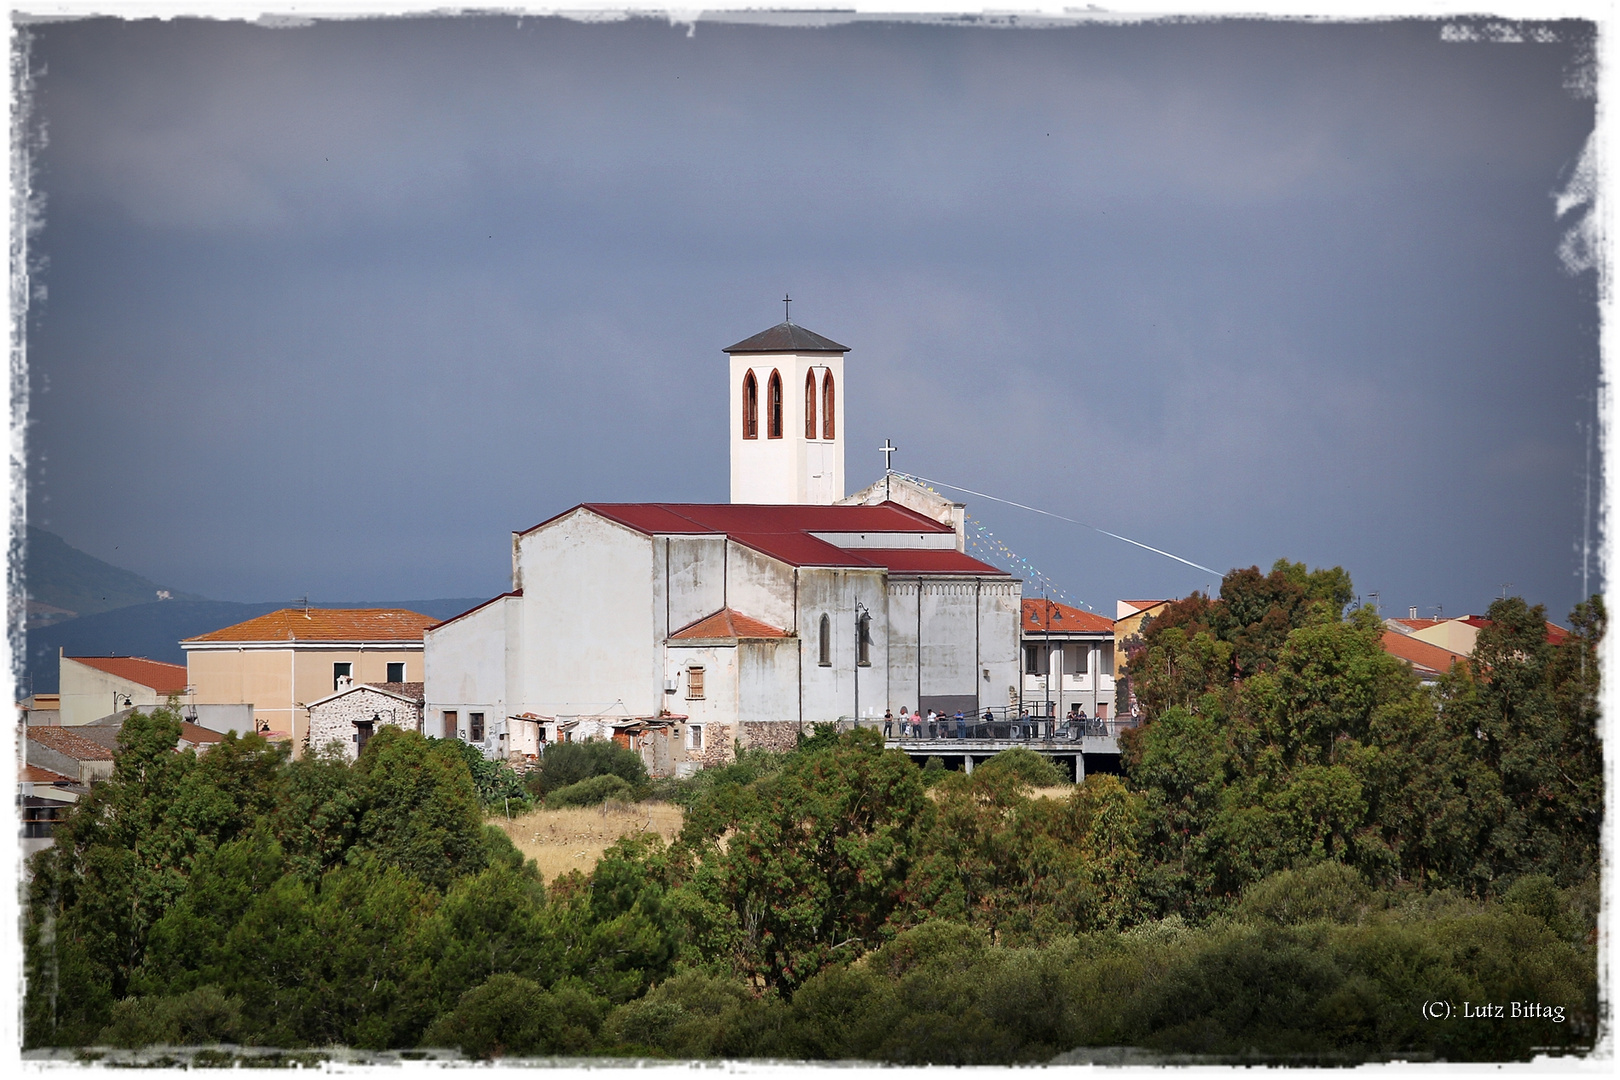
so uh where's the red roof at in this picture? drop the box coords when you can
[525,502,1006,576]
[185,608,435,644]
[20,764,75,784]
[1380,631,1470,678]
[670,609,790,640]
[27,726,115,761]
[66,656,188,694]
[1022,598,1114,634]
[179,722,224,745]
[1390,618,1444,631]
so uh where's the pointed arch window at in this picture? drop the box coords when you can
[742,371,758,439]
[805,371,818,439]
[767,370,783,439]
[821,371,836,440]
[857,612,871,667]
[818,614,832,667]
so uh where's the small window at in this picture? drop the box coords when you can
[767,370,783,438]
[469,713,485,742]
[805,371,818,439]
[1024,644,1045,676]
[1099,642,1114,677]
[689,724,703,750]
[821,371,835,440]
[443,710,457,740]
[687,666,706,700]
[387,661,405,682]
[819,614,832,667]
[333,662,352,691]
[742,371,759,439]
[857,612,872,667]
[1067,645,1088,676]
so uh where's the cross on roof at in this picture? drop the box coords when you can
[880,438,897,471]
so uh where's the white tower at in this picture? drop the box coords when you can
[725,319,848,504]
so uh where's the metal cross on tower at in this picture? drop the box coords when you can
[880,439,897,471]
[783,293,792,323]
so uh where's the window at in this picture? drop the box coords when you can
[1099,642,1114,677]
[687,666,706,700]
[1024,644,1046,676]
[469,713,485,742]
[1067,644,1088,676]
[443,710,457,740]
[1097,703,1109,720]
[805,371,818,439]
[818,614,832,667]
[857,612,872,666]
[689,724,703,750]
[742,371,759,439]
[821,371,836,440]
[387,661,405,682]
[767,370,783,438]
[333,662,352,691]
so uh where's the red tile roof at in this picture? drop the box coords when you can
[1121,600,1170,612]
[180,722,224,745]
[524,503,1006,575]
[670,609,790,640]
[1380,631,1470,678]
[27,726,115,761]
[66,656,188,694]
[20,764,76,784]
[184,608,435,644]
[1390,618,1444,631]
[1022,598,1114,634]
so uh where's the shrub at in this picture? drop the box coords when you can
[974,747,1068,788]
[545,773,637,808]
[1237,862,1375,926]
[421,974,606,1059]
[527,740,648,799]
[99,985,245,1048]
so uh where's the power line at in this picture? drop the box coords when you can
[898,472,1221,578]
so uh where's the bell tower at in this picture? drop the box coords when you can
[725,316,848,504]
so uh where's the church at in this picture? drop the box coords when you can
[422,318,1022,771]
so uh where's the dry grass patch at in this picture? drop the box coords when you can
[494,800,685,882]
[1028,785,1075,801]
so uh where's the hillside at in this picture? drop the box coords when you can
[23,597,488,696]
[23,526,205,620]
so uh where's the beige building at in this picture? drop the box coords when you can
[58,654,190,727]
[183,608,434,750]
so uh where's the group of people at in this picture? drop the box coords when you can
[879,703,1098,741]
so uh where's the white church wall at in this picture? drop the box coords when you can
[724,541,797,633]
[661,535,729,635]
[885,579,922,712]
[424,594,519,741]
[518,510,660,715]
[978,580,1023,713]
[794,566,887,722]
[666,642,739,765]
[737,638,799,724]
[729,352,845,504]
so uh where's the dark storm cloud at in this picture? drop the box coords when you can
[23,15,1599,619]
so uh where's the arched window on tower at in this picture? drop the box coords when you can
[818,614,832,667]
[822,371,836,440]
[742,371,758,439]
[805,371,818,439]
[767,370,783,439]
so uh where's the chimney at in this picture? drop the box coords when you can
[1408,606,1418,620]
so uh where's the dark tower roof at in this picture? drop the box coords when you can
[724,322,849,354]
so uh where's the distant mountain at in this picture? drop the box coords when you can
[23,526,205,621]
[23,597,489,696]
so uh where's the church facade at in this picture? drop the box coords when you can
[423,320,1021,770]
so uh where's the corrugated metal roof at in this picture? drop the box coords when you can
[857,549,1009,576]
[66,656,188,693]
[670,609,790,640]
[724,321,848,354]
[184,608,435,644]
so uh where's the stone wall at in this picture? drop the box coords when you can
[308,687,422,761]
[740,720,801,754]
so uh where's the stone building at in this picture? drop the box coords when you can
[424,318,1022,773]
[305,680,426,760]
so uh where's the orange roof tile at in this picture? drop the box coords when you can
[184,608,435,644]
[179,722,224,744]
[67,656,189,694]
[1380,631,1470,678]
[669,609,789,640]
[27,726,115,761]
[1021,598,1114,634]
[20,764,76,784]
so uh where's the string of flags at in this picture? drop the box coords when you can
[894,471,1094,612]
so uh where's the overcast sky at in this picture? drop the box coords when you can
[20,13,1601,621]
